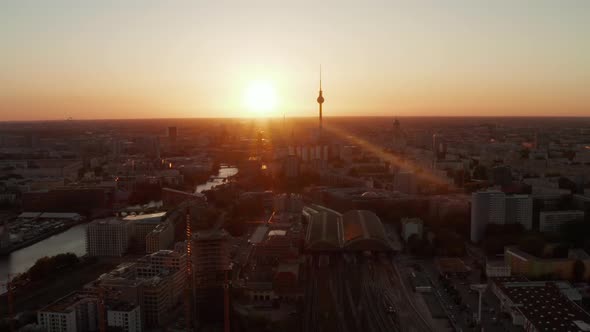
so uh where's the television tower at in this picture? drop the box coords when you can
[317,66,324,137]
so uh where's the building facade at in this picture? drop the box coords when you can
[470,190,506,242]
[539,210,584,233]
[86,218,132,257]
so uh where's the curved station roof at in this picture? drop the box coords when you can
[304,205,391,252]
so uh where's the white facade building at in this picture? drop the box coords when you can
[107,303,142,332]
[38,292,98,332]
[86,218,132,257]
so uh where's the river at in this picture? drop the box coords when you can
[195,165,238,193]
[0,165,238,292]
[0,223,87,292]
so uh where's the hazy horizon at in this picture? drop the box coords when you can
[2,0,589,121]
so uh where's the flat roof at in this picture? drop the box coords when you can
[18,212,42,219]
[40,212,81,220]
[123,212,165,223]
[249,226,269,244]
[499,282,590,332]
[40,292,97,314]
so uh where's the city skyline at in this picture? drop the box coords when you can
[1,1,589,121]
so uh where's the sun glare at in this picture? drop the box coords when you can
[244,81,277,116]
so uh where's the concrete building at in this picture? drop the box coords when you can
[192,229,230,321]
[401,217,423,241]
[90,259,178,328]
[107,302,142,332]
[192,229,230,293]
[145,221,174,253]
[124,212,166,253]
[86,218,132,257]
[136,250,186,305]
[141,276,172,327]
[470,190,506,242]
[539,210,585,233]
[505,195,533,230]
[37,292,98,332]
[504,246,590,280]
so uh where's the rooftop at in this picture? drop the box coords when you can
[499,281,590,332]
[123,212,166,223]
[107,301,139,312]
[40,292,97,314]
[193,228,229,241]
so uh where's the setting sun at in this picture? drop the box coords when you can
[243,81,278,117]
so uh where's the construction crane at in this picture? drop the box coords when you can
[184,208,193,332]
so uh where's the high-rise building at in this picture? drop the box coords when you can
[391,118,407,153]
[470,191,506,242]
[192,229,230,319]
[505,195,533,230]
[86,218,133,257]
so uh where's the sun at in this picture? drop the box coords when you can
[243,80,278,116]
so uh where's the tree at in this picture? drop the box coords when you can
[472,165,488,180]
[573,259,586,282]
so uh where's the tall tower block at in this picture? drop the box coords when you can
[316,67,324,136]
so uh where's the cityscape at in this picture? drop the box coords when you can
[2,1,590,332]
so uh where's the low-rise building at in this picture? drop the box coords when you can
[504,246,590,280]
[486,260,511,277]
[107,302,142,332]
[539,210,585,233]
[492,280,590,331]
[37,292,98,332]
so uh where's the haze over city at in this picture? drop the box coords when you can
[2,0,589,121]
[2,2,590,332]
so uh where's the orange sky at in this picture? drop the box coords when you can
[1,1,589,121]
